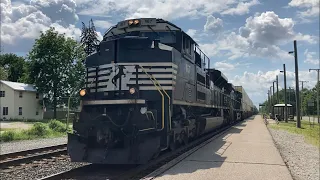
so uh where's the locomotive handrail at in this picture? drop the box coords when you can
[149,71,172,131]
[138,65,165,131]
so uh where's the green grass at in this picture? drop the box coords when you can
[0,121,69,142]
[269,121,320,147]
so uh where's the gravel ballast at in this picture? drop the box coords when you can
[269,128,319,180]
[0,156,88,180]
[0,137,67,155]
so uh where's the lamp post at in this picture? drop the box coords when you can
[289,40,301,128]
[280,64,288,122]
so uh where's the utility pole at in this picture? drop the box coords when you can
[299,80,309,119]
[270,86,273,117]
[268,91,270,114]
[276,75,279,104]
[289,40,300,128]
[309,68,320,123]
[280,64,288,122]
[272,81,275,116]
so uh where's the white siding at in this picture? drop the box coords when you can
[13,90,43,120]
[0,83,14,119]
[0,82,43,120]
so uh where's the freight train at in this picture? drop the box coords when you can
[68,18,257,164]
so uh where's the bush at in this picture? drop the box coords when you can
[28,122,49,137]
[48,119,66,132]
[1,131,15,142]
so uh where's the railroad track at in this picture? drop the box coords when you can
[39,119,244,180]
[0,144,67,169]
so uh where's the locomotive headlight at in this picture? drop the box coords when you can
[128,20,133,25]
[79,89,87,96]
[129,87,136,94]
[134,19,139,24]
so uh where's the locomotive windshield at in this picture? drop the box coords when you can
[104,31,176,44]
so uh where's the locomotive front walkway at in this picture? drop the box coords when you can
[145,115,293,180]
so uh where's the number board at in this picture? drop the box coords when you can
[140,18,157,26]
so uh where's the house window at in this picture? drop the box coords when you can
[36,111,39,115]
[19,92,23,98]
[2,107,8,115]
[0,91,5,97]
[36,93,39,99]
[19,107,22,115]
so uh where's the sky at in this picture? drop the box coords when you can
[1,0,319,108]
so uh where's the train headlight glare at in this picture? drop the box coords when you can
[134,19,139,24]
[129,88,136,94]
[79,89,86,96]
[128,20,133,25]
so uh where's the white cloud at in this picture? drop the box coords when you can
[288,0,319,18]
[214,61,237,71]
[1,0,82,52]
[76,0,259,20]
[222,0,260,15]
[304,49,319,65]
[186,29,197,38]
[230,69,318,104]
[204,15,223,33]
[199,43,220,57]
[30,0,79,26]
[202,11,317,61]
[295,33,318,44]
[239,11,297,45]
[93,20,113,29]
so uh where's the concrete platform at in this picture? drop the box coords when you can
[149,115,293,180]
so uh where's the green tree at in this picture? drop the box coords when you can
[0,66,8,80]
[263,83,319,116]
[0,53,27,82]
[80,19,100,55]
[28,27,86,118]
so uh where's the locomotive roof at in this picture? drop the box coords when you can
[103,18,198,45]
[207,69,228,89]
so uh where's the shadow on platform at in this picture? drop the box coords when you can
[150,118,248,179]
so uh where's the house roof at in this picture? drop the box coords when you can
[0,80,37,92]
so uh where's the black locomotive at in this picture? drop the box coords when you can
[68,18,257,164]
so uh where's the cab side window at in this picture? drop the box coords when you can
[182,34,193,56]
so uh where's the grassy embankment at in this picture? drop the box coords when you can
[269,120,320,147]
[0,120,72,142]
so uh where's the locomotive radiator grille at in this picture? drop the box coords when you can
[86,63,178,92]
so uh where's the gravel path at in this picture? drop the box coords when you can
[0,156,88,180]
[0,137,67,155]
[269,128,319,180]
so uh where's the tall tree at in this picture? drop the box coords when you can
[28,27,86,118]
[0,66,8,80]
[80,19,101,55]
[0,53,27,82]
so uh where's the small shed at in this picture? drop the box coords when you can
[273,104,294,120]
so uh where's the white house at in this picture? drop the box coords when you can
[0,80,44,120]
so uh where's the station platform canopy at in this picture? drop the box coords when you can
[273,104,293,107]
